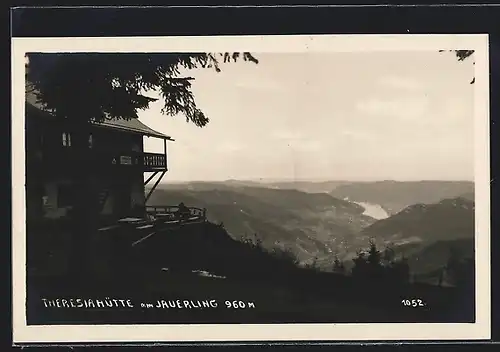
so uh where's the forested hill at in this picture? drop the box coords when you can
[329,180,474,214]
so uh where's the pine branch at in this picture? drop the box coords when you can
[26,52,257,126]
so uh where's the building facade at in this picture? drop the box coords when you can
[25,85,173,224]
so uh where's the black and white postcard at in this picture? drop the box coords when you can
[11,34,491,343]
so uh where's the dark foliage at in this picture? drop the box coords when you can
[333,255,346,274]
[351,240,410,287]
[26,52,258,126]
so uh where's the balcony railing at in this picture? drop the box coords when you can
[39,147,168,172]
[110,152,167,171]
[143,153,166,170]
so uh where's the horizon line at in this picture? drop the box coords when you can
[149,178,475,184]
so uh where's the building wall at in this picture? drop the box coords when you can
[39,177,139,219]
[101,192,114,215]
[91,128,144,153]
[26,115,152,221]
[131,172,146,209]
[42,181,70,219]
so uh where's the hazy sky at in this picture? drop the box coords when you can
[138,51,475,182]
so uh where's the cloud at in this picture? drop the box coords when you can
[270,129,304,141]
[440,97,471,120]
[140,52,474,182]
[378,75,424,91]
[355,96,430,120]
[269,129,323,152]
[215,141,246,153]
[290,139,323,152]
[234,77,284,92]
[340,129,376,141]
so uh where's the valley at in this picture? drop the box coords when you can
[329,180,474,215]
[146,179,475,278]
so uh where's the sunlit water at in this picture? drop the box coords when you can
[352,201,389,220]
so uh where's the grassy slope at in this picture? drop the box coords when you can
[28,220,474,324]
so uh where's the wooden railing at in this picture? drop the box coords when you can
[40,147,167,172]
[142,152,166,170]
[110,152,167,171]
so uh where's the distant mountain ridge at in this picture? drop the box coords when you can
[264,181,351,193]
[329,180,474,214]
[155,180,349,193]
[158,180,474,209]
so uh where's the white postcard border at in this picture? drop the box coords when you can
[11,34,491,343]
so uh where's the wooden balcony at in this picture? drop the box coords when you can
[142,153,167,171]
[36,147,168,173]
[109,152,167,172]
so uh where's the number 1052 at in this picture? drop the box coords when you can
[401,299,425,307]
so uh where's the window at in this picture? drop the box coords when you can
[61,133,94,148]
[62,132,72,147]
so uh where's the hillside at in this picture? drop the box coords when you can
[146,185,377,262]
[459,191,475,201]
[408,238,474,276]
[329,180,474,214]
[29,180,477,324]
[147,182,476,271]
[29,220,475,324]
[351,197,475,277]
[360,197,474,245]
